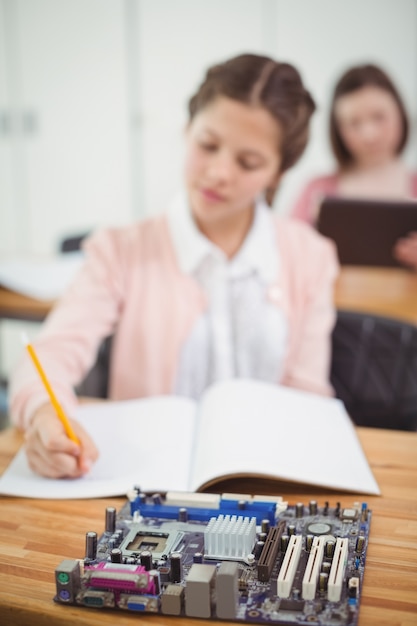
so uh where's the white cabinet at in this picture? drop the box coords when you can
[0,0,133,255]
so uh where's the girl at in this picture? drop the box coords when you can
[10,53,338,478]
[291,63,417,268]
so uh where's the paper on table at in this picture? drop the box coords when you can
[0,252,84,300]
[0,396,196,499]
[0,380,381,500]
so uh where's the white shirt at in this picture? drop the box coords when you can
[167,194,287,399]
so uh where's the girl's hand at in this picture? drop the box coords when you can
[394,232,417,270]
[24,403,99,478]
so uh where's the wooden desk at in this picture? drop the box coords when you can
[0,287,53,322]
[0,427,416,626]
[335,266,417,325]
[1,267,416,326]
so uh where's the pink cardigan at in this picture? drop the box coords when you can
[10,215,339,429]
[291,171,417,224]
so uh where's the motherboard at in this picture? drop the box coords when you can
[54,490,371,625]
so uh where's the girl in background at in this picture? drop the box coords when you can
[291,63,417,268]
[10,53,338,478]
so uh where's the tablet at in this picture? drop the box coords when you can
[317,196,417,266]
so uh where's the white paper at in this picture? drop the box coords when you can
[0,252,84,300]
[0,396,196,499]
[0,381,380,500]
[191,380,380,496]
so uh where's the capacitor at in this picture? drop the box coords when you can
[178,507,188,522]
[140,550,153,571]
[309,500,318,515]
[361,503,368,522]
[138,492,147,504]
[111,548,123,563]
[323,501,329,516]
[280,534,290,552]
[295,502,304,518]
[287,524,296,536]
[305,534,314,552]
[325,540,336,558]
[319,572,329,592]
[170,552,182,583]
[238,500,247,510]
[105,507,116,534]
[258,532,268,543]
[335,502,341,517]
[152,493,162,505]
[321,561,331,575]
[254,541,265,560]
[85,531,97,561]
[356,535,366,553]
[261,519,270,534]
[193,552,203,564]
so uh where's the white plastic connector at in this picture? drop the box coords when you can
[302,536,325,600]
[328,538,349,602]
[165,492,221,509]
[277,535,302,598]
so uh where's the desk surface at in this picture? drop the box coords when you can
[0,426,416,626]
[0,287,53,322]
[1,266,417,325]
[334,266,417,325]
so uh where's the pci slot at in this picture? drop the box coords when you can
[328,538,349,602]
[277,535,303,598]
[257,521,286,582]
[302,536,325,600]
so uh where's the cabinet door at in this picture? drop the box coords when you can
[3,0,133,255]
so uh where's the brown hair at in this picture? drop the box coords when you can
[329,63,409,168]
[188,53,316,205]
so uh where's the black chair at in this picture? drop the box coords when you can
[330,310,417,431]
[59,232,90,253]
[75,336,112,399]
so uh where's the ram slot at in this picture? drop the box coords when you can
[302,536,325,600]
[257,520,286,582]
[328,538,349,602]
[277,535,303,598]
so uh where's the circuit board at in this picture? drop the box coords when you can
[54,490,371,625]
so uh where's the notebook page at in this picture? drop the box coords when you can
[0,396,196,499]
[190,379,380,495]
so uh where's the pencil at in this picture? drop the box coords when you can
[21,333,80,445]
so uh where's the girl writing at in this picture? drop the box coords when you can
[10,53,339,478]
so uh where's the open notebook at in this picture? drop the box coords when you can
[0,251,84,300]
[0,379,380,498]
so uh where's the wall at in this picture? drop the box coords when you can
[126,0,417,219]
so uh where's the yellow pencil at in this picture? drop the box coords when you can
[21,333,80,445]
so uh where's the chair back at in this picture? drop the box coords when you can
[331,310,417,430]
[76,336,112,399]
